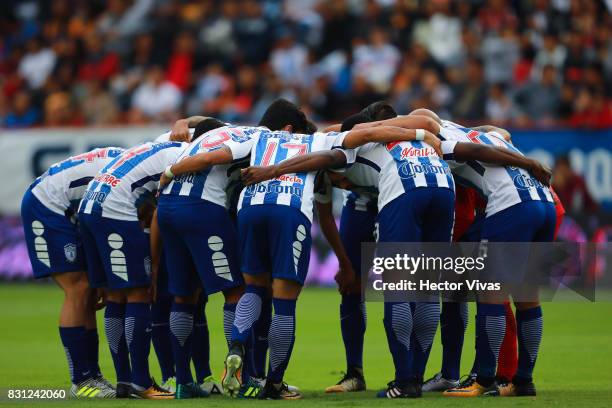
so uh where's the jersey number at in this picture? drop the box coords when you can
[261,142,308,166]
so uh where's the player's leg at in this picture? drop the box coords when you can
[496,302,518,384]
[376,192,423,399]
[257,206,311,400]
[248,289,272,380]
[326,206,374,393]
[411,188,454,386]
[156,202,204,399]
[151,294,175,389]
[501,201,555,397]
[83,288,103,381]
[192,293,217,393]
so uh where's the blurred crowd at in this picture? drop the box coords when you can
[1,0,611,129]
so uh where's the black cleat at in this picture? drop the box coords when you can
[376,378,422,398]
[258,381,302,400]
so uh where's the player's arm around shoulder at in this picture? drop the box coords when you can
[160,146,234,187]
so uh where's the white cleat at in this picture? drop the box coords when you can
[422,372,460,392]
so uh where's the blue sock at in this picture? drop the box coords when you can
[249,295,271,378]
[411,302,440,378]
[340,294,366,370]
[151,296,175,382]
[441,302,468,380]
[383,302,413,382]
[267,298,297,384]
[192,296,212,383]
[231,285,265,345]
[476,303,506,383]
[515,306,543,382]
[85,328,101,377]
[170,302,195,385]
[59,326,91,384]
[125,302,153,389]
[104,302,131,384]
[223,302,236,346]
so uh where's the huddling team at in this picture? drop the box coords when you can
[21,98,564,400]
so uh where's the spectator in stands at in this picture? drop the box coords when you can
[515,64,561,126]
[352,27,400,93]
[80,79,118,126]
[4,90,39,128]
[553,155,599,213]
[130,65,182,123]
[452,58,487,121]
[18,37,56,90]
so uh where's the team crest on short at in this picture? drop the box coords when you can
[64,243,77,263]
[144,257,152,276]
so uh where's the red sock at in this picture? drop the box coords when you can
[496,302,518,381]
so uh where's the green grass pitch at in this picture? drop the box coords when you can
[0,284,611,407]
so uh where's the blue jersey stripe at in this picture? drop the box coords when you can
[263,141,290,205]
[130,173,161,192]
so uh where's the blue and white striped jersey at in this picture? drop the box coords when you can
[225,130,348,222]
[79,141,187,221]
[440,120,553,217]
[340,138,456,212]
[161,125,265,208]
[30,147,124,215]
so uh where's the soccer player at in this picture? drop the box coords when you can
[21,147,123,398]
[78,139,187,399]
[426,114,555,397]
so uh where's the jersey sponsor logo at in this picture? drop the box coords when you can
[173,173,196,183]
[94,173,121,187]
[83,190,107,204]
[397,161,451,179]
[275,174,304,184]
[394,145,437,159]
[513,173,543,190]
[244,183,303,197]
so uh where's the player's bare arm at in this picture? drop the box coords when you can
[352,115,441,135]
[315,199,356,295]
[452,143,552,186]
[342,125,442,156]
[169,116,211,141]
[160,146,234,187]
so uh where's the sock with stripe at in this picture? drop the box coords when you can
[193,296,212,383]
[59,326,91,384]
[151,296,175,382]
[475,303,506,385]
[231,285,265,345]
[515,306,543,382]
[170,302,195,385]
[340,294,367,371]
[84,328,101,377]
[125,302,153,389]
[267,298,297,383]
[440,302,468,380]
[411,302,440,378]
[223,302,236,346]
[104,302,131,384]
[383,302,413,382]
[250,295,272,378]
[497,302,518,381]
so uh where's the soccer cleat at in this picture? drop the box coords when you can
[94,374,115,391]
[161,376,176,393]
[422,372,460,392]
[376,379,421,398]
[238,377,264,399]
[498,381,537,397]
[132,379,175,399]
[443,379,499,397]
[222,342,244,397]
[325,368,366,393]
[70,378,116,399]
[115,382,139,399]
[258,381,302,400]
[175,383,210,399]
[199,375,223,395]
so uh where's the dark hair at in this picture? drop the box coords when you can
[305,120,318,134]
[258,98,308,133]
[361,101,397,121]
[341,112,371,131]
[194,118,226,138]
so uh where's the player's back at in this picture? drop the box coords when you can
[343,139,454,211]
[162,125,261,208]
[238,130,346,222]
[440,121,553,216]
[79,141,186,220]
[31,147,124,215]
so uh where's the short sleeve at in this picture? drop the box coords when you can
[223,133,256,160]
